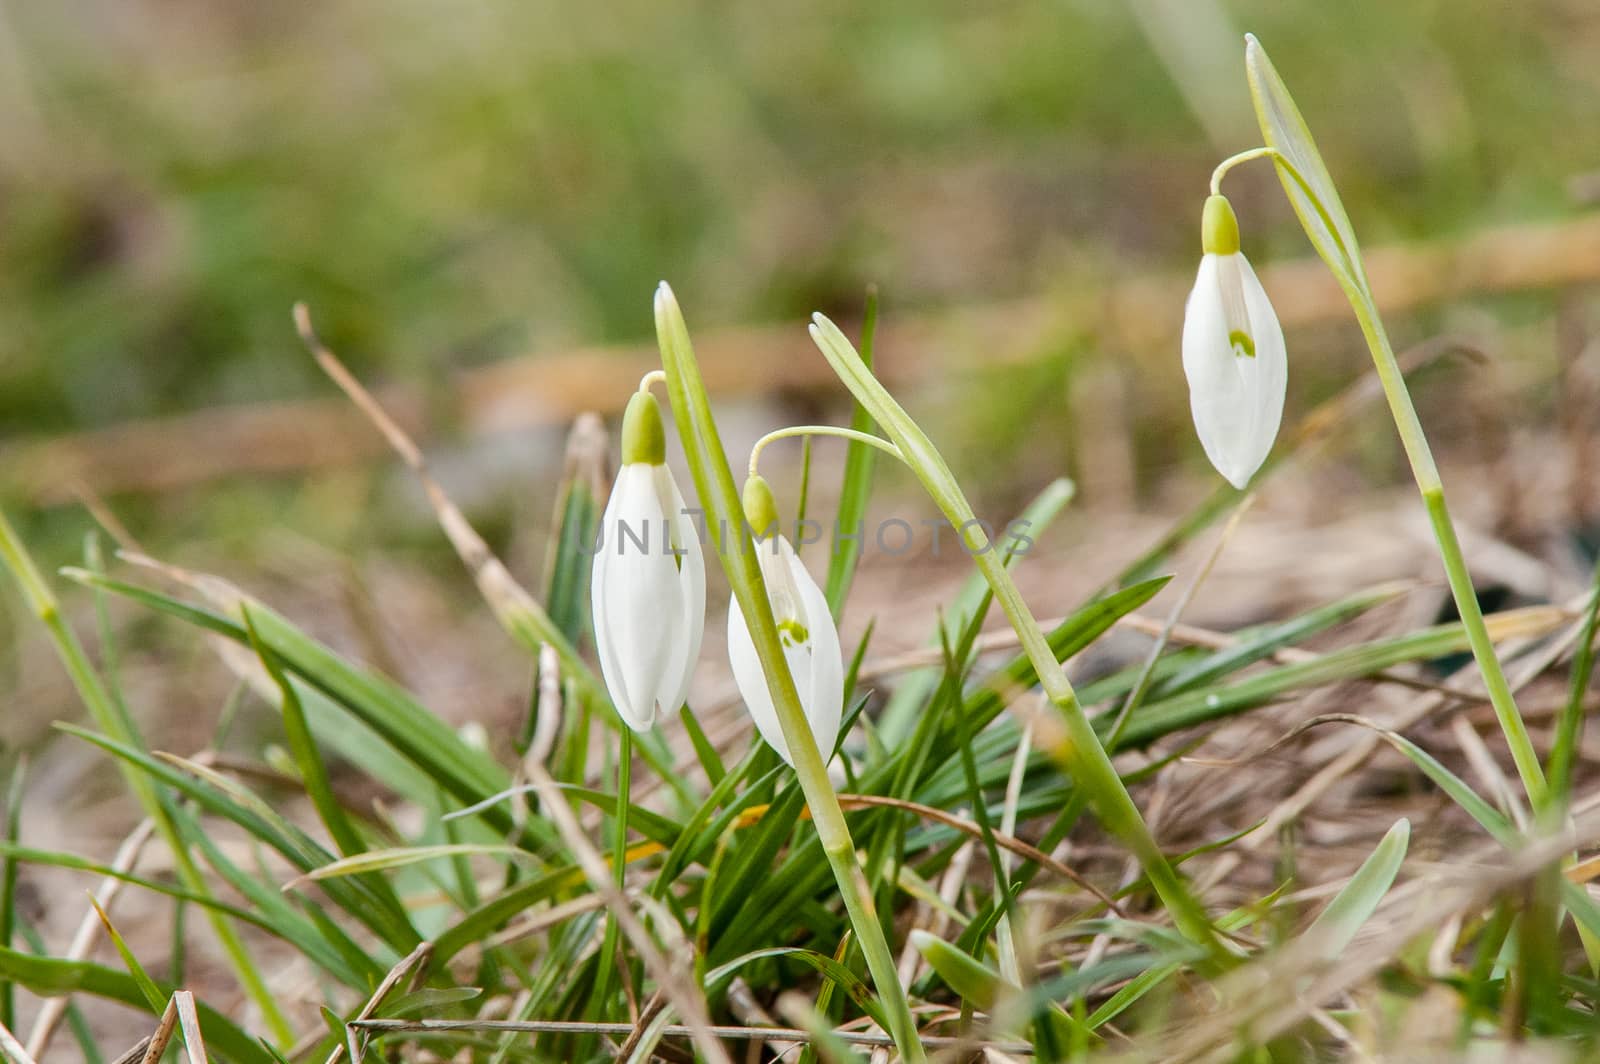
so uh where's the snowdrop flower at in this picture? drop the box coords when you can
[591,388,705,731]
[1181,194,1286,489]
[727,475,843,767]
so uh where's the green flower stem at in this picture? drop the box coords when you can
[588,727,632,1036]
[653,285,927,1063]
[806,315,1223,959]
[1209,146,1282,196]
[0,511,294,1043]
[748,426,904,479]
[1214,153,1547,811]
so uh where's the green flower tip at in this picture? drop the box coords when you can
[1202,194,1240,256]
[742,473,779,533]
[621,390,666,466]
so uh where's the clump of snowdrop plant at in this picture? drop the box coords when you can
[9,34,1590,1064]
[1181,192,1286,489]
[589,378,705,730]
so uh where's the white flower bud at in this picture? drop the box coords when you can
[590,392,706,731]
[727,477,844,767]
[1181,194,1287,489]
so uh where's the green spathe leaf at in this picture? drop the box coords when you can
[704,946,889,1031]
[824,288,882,618]
[1304,817,1409,958]
[1243,34,1366,292]
[288,844,533,887]
[910,929,1003,1010]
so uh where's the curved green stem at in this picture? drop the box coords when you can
[654,285,927,1063]
[1230,152,1546,809]
[638,369,666,394]
[1209,147,1282,195]
[1211,146,1366,293]
[807,315,1225,962]
[589,728,633,1033]
[748,426,903,480]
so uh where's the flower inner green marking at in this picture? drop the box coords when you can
[1229,330,1256,358]
[778,619,809,646]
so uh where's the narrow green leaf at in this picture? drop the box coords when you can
[60,724,420,952]
[1243,34,1367,290]
[1154,581,1412,696]
[89,898,166,1013]
[244,607,368,859]
[1550,558,1600,798]
[705,946,889,1031]
[1,758,24,1031]
[376,986,483,1018]
[1304,818,1409,957]
[878,477,1076,745]
[0,947,275,1064]
[0,841,265,930]
[15,918,104,1064]
[291,844,533,886]
[910,930,1003,1010]
[427,863,592,973]
[1109,611,1562,749]
[824,288,882,617]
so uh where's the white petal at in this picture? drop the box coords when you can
[726,538,844,767]
[1235,254,1287,479]
[592,464,678,731]
[787,543,843,760]
[727,591,788,761]
[655,465,706,717]
[1181,253,1286,489]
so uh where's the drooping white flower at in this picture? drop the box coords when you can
[591,390,705,731]
[727,476,844,767]
[1181,194,1287,490]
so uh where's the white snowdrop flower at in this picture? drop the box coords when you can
[590,389,705,731]
[727,475,844,768]
[1181,193,1287,489]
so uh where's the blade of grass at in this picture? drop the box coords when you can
[58,724,420,954]
[878,477,1076,746]
[1106,608,1565,750]
[1549,557,1600,801]
[0,512,292,1043]
[0,948,274,1064]
[0,760,23,1033]
[87,899,164,1014]
[824,286,882,618]
[1303,818,1410,958]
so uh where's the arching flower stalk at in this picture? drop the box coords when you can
[1181,192,1286,489]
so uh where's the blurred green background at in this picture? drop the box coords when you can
[0,0,1597,622]
[3,0,1592,430]
[0,0,1597,822]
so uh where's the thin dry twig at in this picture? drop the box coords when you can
[25,818,157,1059]
[171,992,209,1064]
[293,303,565,667]
[0,1018,38,1064]
[136,996,181,1064]
[324,941,432,1064]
